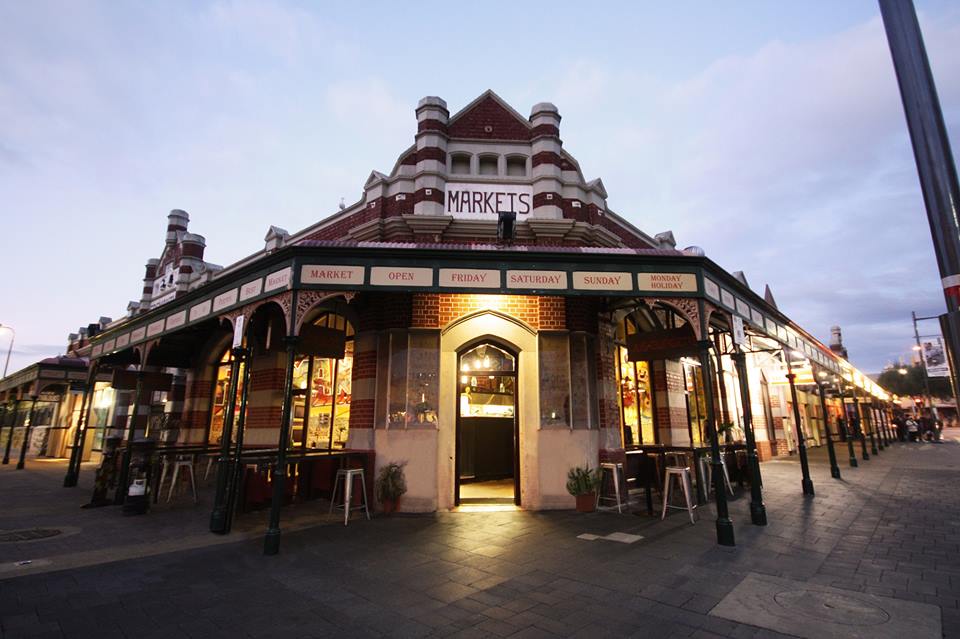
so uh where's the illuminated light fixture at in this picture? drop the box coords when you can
[898,368,908,375]
[460,375,468,384]
[817,371,828,378]
[483,356,490,369]
[912,345,922,351]
[461,362,470,372]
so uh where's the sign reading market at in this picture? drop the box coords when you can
[445,182,533,220]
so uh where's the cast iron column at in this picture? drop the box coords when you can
[264,334,300,555]
[874,401,885,451]
[63,370,95,487]
[879,0,960,419]
[837,386,858,467]
[698,340,735,546]
[16,395,39,470]
[224,347,253,535]
[732,349,767,525]
[0,404,8,464]
[2,400,17,464]
[785,356,814,496]
[115,370,145,504]
[816,380,841,479]
[209,347,244,534]
[852,387,870,461]
[865,393,879,456]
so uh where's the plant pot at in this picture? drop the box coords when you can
[381,497,401,514]
[575,493,596,513]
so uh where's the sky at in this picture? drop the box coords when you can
[1,0,959,376]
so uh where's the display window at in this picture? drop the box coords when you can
[615,313,656,447]
[208,350,245,445]
[297,312,354,450]
[683,359,708,446]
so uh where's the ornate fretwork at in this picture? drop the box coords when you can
[294,290,355,334]
[642,297,702,339]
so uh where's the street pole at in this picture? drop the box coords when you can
[816,376,842,480]
[264,334,300,555]
[852,386,870,461]
[836,382,858,468]
[224,347,253,535]
[115,370,145,505]
[785,353,814,496]
[0,325,14,378]
[16,395,38,470]
[2,400,17,465]
[63,367,96,487]
[879,0,960,421]
[732,348,767,525]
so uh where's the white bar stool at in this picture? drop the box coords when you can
[699,454,734,496]
[166,455,198,503]
[597,462,627,513]
[329,468,370,526]
[661,466,697,524]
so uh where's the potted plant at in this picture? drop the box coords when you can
[718,422,735,443]
[566,465,600,512]
[375,462,408,514]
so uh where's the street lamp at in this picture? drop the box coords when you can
[0,324,13,378]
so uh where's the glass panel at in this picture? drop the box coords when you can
[332,341,353,448]
[636,361,655,444]
[307,357,335,449]
[407,332,439,427]
[617,346,639,446]
[460,375,515,418]
[685,362,707,446]
[460,343,514,373]
[89,382,115,451]
[539,333,570,429]
[569,333,596,430]
[388,331,407,428]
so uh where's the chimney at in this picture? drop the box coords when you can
[829,325,849,359]
[167,209,189,244]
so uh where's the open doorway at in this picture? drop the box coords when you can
[456,341,519,505]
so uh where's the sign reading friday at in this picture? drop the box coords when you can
[445,182,533,220]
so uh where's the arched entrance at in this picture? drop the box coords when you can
[456,340,519,505]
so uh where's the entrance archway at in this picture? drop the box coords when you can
[456,341,518,505]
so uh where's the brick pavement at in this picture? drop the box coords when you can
[1,433,959,638]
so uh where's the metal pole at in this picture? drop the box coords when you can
[732,348,766,525]
[913,311,938,421]
[210,348,244,534]
[837,384,858,467]
[16,395,39,470]
[264,334,300,555]
[785,355,814,496]
[63,367,96,487]
[699,339,735,546]
[879,0,960,417]
[0,325,14,378]
[2,400,18,465]
[224,347,253,535]
[115,370,145,505]
[852,386,870,461]
[872,399,884,452]
[816,379,841,479]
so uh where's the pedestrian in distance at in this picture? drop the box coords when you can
[907,417,919,442]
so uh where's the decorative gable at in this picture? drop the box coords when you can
[448,93,531,141]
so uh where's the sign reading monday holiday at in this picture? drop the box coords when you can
[445,182,533,219]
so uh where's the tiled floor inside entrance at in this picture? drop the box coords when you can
[459,478,515,502]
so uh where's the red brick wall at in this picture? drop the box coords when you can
[448,95,532,141]
[249,368,284,392]
[246,405,281,429]
[410,293,566,329]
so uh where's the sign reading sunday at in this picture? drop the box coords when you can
[445,182,533,220]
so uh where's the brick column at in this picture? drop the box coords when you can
[182,371,214,443]
[414,96,449,217]
[243,352,286,447]
[346,331,377,450]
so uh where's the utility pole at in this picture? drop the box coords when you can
[879,0,960,421]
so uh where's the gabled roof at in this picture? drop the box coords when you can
[447,90,533,141]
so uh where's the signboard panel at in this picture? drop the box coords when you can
[438,268,500,288]
[189,300,212,322]
[300,265,364,286]
[732,316,746,345]
[637,272,697,293]
[506,270,567,290]
[165,310,187,330]
[445,182,533,220]
[626,325,699,361]
[239,278,263,301]
[922,337,950,377]
[147,320,165,337]
[573,272,632,291]
[212,289,238,313]
[370,266,432,287]
[131,327,146,342]
[265,267,292,292]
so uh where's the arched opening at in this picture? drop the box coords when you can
[456,340,518,505]
[293,309,355,450]
[614,306,663,447]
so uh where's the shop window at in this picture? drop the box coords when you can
[208,349,245,445]
[459,342,515,419]
[506,155,527,176]
[451,153,471,175]
[683,359,707,446]
[569,333,597,429]
[297,312,355,449]
[88,382,116,451]
[615,313,658,446]
[387,330,408,428]
[478,155,498,176]
[406,331,439,427]
[539,333,571,428]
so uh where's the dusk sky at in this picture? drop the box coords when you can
[2,0,959,376]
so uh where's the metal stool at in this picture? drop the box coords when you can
[661,466,697,524]
[700,454,734,496]
[329,468,370,526]
[165,455,198,503]
[597,462,627,513]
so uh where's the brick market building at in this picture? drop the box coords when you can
[1,91,896,549]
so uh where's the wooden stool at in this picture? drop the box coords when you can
[329,468,370,526]
[597,462,627,513]
[661,466,697,524]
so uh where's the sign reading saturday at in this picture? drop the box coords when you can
[445,182,533,219]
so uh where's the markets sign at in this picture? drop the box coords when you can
[445,182,532,220]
